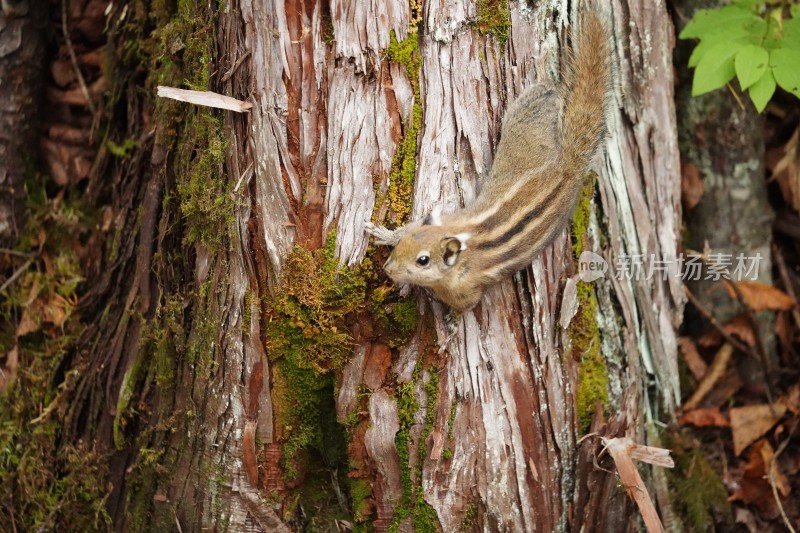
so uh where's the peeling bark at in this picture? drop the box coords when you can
[5,0,685,530]
[238,0,682,531]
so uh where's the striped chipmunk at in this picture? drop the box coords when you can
[366,14,610,316]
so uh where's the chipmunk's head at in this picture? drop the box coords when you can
[383,225,471,287]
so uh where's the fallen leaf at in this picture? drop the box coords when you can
[679,407,729,427]
[683,343,733,411]
[730,403,787,456]
[696,315,757,347]
[734,507,759,533]
[42,293,71,328]
[0,346,19,393]
[730,439,789,519]
[780,384,800,414]
[721,314,755,347]
[678,336,707,380]
[17,305,41,337]
[724,280,795,312]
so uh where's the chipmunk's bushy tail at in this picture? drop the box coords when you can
[562,14,611,178]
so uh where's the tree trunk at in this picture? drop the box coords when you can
[1,0,685,531]
[0,1,46,245]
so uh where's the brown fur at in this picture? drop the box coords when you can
[367,15,611,313]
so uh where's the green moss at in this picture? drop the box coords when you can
[475,0,512,45]
[568,176,608,433]
[389,366,441,532]
[267,234,366,375]
[107,138,138,158]
[266,232,366,478]
[370,285,419,348]
[0,170,110,530]
[384,31,423,223]
[114,349,145,450]
[571,173,597,257]
[143,0,234,251]
[460,503,479,532]
[664,431,733,531]
[118,1,230,525]
[350,477,373,523]
[273,362,334,478]
[174,112,233,250]
[569,281,608,433]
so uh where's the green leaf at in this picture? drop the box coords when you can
[748,69,776,112]
[782,18,800,51]
[791,5,800,19]
[687,23,764,68]
[735,44,769,89]
[772,48,800,97]
[680,6,763,40]
[692,41,744,96]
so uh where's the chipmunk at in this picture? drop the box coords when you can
[366,15,610,314]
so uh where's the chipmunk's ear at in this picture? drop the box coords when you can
[440,233,470,267]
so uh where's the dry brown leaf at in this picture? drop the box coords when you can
[42,293,70,328]
[678,407,729,427]
[730,439,790,519]
[730,403,787,456]
[678,336,707,380]
[681,161,704,210]
[724,280,796,312]
[602,437,672,533]
[734,507,759,533]
[682,343,733,411]
[697,314,756,348]
[780,384,800,414]
[0,346,19,393]
[17,305,41,337]
[770,127,800,212]
[722,314,755,347]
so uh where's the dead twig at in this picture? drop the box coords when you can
[0,258,33,295]
[61,0,97,117]
[685,247,774,403]
[221,50,251,82]
[683,286,751,355]
[768,418,798,533]
[682,343,734,412]
[723,278,774,402]
[0,249,34,258]
[772,242,800,331]
[602,437,673,533]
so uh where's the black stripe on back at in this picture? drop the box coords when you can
[476,186,561,250]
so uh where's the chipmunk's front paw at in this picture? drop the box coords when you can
[365,222,399,246]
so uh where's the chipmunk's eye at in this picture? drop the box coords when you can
[416,255,430,267]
